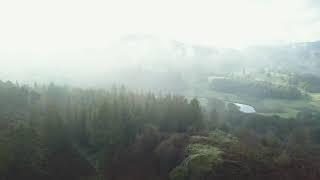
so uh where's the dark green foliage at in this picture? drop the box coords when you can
[170,144,223,180]
[0,124,47,179]
[0,80,204,179]
[1,79,320,180]
[155,134,189,174]
[210,78,304,99]
[289,73,320,93]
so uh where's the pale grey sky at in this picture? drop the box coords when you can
[0,0,319,48]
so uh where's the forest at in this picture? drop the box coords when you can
[1,80,320,180]
[2,1,320,179]
[210,78,304,99]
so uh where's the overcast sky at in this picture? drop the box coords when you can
[0,0,320,48]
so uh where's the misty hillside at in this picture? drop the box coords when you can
[2,80,320,180]
[1,34,320,91]
[3,0,320,179]
[112,34,320,74]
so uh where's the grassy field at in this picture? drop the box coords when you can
[184,74,320,118]
[192,87,320,118]
[242,93,320,118]
[255,99,306,118]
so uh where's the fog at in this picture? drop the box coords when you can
[1,0,320,89]
[1,0,319,49]
[3,1,320,179]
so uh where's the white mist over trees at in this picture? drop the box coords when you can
[2,1,320,180]
[1,34,320,92]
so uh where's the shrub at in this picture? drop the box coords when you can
[170,143,223,180]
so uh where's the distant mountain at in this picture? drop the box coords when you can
[109,34,245,74]
[110,34,320,75]
[243,41,320,74]
[1,34,320,89]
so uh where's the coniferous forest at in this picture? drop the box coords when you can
[3,0,320,179]
[1,80,320,180]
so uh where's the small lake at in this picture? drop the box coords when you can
[233,103,256,113]
[187,97,256,113]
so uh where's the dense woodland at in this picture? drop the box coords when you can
[1,80,320,180]
[289,73,320,93]
[2,0,320,179]
[210,78,304,99]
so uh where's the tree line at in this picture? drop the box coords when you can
[1,80,320,180]
[0,80,202,180]
[210,78,304,99]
